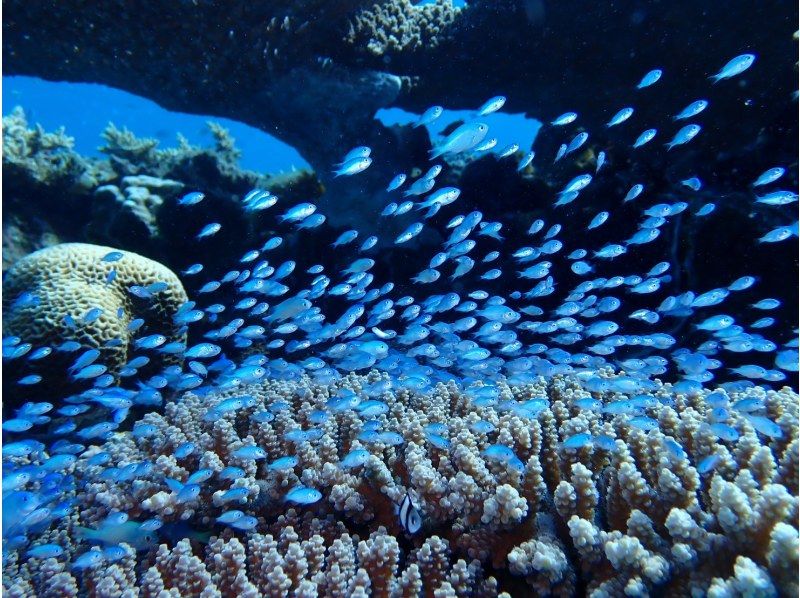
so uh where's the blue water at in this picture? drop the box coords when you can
[3,76,309,172]
[3,77,539,173]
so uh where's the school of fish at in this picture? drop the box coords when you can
[1,50,798,584]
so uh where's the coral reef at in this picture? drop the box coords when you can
[4,0,794,175]
[345,0,462,57]
[3,371,796,595]
[1,109,322,273]
[2,243,188,388]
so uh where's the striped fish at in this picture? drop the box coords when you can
[397,492,422,534]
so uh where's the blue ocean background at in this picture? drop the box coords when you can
[3,76,540,174]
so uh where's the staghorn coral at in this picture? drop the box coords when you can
[2,243,188,385]
[2,370,797,595]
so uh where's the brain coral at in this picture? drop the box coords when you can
[3,370,796,596]
[2,243,188,379]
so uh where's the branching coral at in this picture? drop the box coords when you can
[2,371,797,595]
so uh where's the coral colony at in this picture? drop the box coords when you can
[2,1,798,596]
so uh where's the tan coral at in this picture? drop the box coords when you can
[2,242,187,377]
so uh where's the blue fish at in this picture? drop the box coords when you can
[637,68,662,88]
[551,112,577,126]
[101,251,124,262]
[197,223,222,239]
[414,105,443,128]
[607,107,634,127]
[285,486,323,505]
[710,53,756,83]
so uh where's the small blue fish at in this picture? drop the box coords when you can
[623,184,644,202]
[607,107,634,127]
[129,285,154,299]
[395,222,424,244]
[681,177,702,191]
[666,124,701,150]
[758,226,795,243]
[72,549,105,570]
[183,264,204,275]
[334,157,372,177]
[175,442,195,459]
[414,106,443,128]
[596,151,606,172]
[178,191,205,206]
[134,334,166,349]
[197,223,222,239]
[633,128,657,148]
[696,203,716,216]
[753,167,785,187]
[498,143,519,158]
[697,454,721,474]
[332,230,359,247]
[565,132,588,155]
[27,544,65,559]
[563,433,592,449]
[482,444,517,462]
[752,298,780,310]
[340,449,370,468]
[268,456,299,471]
[232,446,267,460]
[674,100,708,121]
[517,151,535,172]
[755,190,798,206]
[226,515,257,531]
[477,95,506,116]
[430,122,489,158]
[2,418,34,433]
[103,545,128,562]
[551,112,577,126]
[217,510,244,524]
[280,203,317,222]
[220,488,248,503]
[338,146,371,164]
[709,423,739,442]
[637,68,662,89]
[56,340,82,352]
[219,466,246,481]
[710,53,756,83]
[745,415,783,438]
[387,174,407,191]
[101,251,124,263]
[413,106,444,129]
[628,416,659,431]
[73,365,107,380]
[588,211,609,230]
[285,486,322,505]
